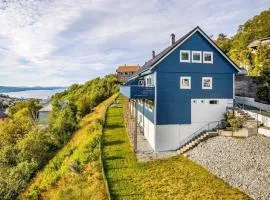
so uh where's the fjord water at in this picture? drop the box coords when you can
[2,89,65,99]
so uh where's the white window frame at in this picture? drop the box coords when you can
[146,77,152,87]
[192,51,202,63]
[180,50,190,63]
[202,77,212,89]
[180,76,191,89]
[203,51,213,64]
[138,80,145,86]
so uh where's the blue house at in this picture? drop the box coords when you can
[120,26,240,151]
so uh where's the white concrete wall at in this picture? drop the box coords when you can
[191,99,232,123]
[258,127,270,137]
[244,110,270,128]
[130,99,233,152]
[154,99,232,151]
[137,110,155,149]
[236,96,270,112]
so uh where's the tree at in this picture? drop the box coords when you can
[215,33,232,54]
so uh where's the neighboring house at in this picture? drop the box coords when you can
[39,102,52,125]
[116,65,140,83]
[120,26,240,151]
[248,37,270,53]
[0,108,8,120]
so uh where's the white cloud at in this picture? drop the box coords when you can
[0,0,269,86]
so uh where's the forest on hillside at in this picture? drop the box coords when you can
[216,8,270,76]
[0,75,119,200]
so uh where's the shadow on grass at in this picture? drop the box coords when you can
[103,140,124,146]
[105,156,125,161]
[106,124,124,129]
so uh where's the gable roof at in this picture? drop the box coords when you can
[116,65,140,72]
[130,26,240,79]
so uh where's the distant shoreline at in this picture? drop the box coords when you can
[1,88,66,100]
[0,86,66,93]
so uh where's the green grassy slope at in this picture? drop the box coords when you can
[19,94,118,200]
[103,97,251,200]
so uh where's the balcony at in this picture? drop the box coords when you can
[120,86,155,100]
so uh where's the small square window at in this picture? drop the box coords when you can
[203,51,213,64]
[180,50,190,63]
[138,80,145,86]
[202,77,212,89]
[180,76,191,89]
[192,51,202,63]
[209,100,218,104]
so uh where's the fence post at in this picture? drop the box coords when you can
[134,99,137,152]
[257,113,259,134]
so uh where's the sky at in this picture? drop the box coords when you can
[0,0,269,87]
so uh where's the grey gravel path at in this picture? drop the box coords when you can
[186,135,270,200]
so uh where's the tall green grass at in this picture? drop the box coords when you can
[19,94,118,200]
[103,96,251,200]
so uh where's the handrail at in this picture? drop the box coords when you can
[179,120,223,148]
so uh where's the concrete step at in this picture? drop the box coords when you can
[178,131,218,154]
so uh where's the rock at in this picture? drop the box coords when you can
[186,135,270,200]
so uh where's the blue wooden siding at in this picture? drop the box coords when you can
[120,86,155,100]
[155,31,236,125]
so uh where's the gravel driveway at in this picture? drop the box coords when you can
[186,135,270,200]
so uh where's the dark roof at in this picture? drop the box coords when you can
[131,27,198,78]
[129,26,240,81]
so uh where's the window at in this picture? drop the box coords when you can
[180,50,190,63]
[146,77,152,86]
[192,51,202,63]
[138,80,145,86]
[124,72,128,75]
[202,77,212,89]
[203,51,213,64]
[180,76,191,89]
[209,100,218,104]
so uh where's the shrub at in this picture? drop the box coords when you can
[225,112,244,131]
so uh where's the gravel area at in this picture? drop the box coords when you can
[186,135,270,200]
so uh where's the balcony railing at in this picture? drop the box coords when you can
[120,85,155,100]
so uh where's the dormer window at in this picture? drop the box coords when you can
[192,51,202,63]
[180,50,190,63]
[203,51,213,64]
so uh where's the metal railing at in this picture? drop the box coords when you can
[179,120,224,149]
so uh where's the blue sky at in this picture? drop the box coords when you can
[0,0,269,86]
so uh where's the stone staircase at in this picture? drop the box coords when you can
[178,130,218,154]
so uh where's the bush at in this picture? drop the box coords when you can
[20,94,118,200]
[257,86,270,103]
[0,75,119,200]
[225,112,244,131]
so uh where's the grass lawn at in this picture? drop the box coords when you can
[103,97,251,200]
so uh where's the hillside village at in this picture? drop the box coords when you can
[0,5,270,200]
